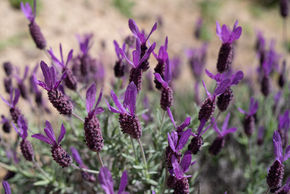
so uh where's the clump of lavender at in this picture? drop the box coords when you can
[32,121,72,168]
[98,166,128,194]
[154,60,173,110]
[206,69,244,112]
[113,40,126,78]
[153,37,168,90]
[38,61,73,116]
[0,89,23,125]
[13,116,34,162]
[71,147,96,182]
[121,35,156,92]
[266,131,289,192]
[128,19,157,71]
[1,115,11,133]
[209,113,237,155]
[21,0,46,50]
[277,110,290,148]
[107,82,142,139]
[48,44,77,91]
[15,66,29,100]
[216,20,242,73]
[168,152,195,194]
[84,84,104,152]
[238,97,258,137]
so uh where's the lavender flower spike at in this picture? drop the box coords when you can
[48,44,77,90]
[21,0,46,49]
[216,20,242,73]
[1,115,11,133]
[71,147,96,182]
[98,166,129,194]
[32,121,72,167]
[15,66,29,100]
[209,113,237,155]
[121,39,156,92]
[113,40,126,78]
[12,116,34,162]
[278,110,290,148]
[238,97,258,137]
[84,84,104,152]
[107,82,142,139]
[38,61,73,115]
[277,177,290,194]
[267,131,290,192]
[0,89,22,125]
[2,181,11,194]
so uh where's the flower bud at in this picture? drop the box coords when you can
[48,89,73,116]
[20,139,34,162]
[216,43,233,73]
[29,22,46,50]
[217,88,233,112]
[188,136,203,155]
[51,145,72,168]
[267,160,284,192]
[160,87,173,111]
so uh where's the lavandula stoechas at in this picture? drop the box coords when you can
[98,166,128,194]
[278,60,287,89]
[48,44,77,91]
[2,181,11,194]
[128,19,157,71]
[266,131,289,192]
[32,121,72,167]
[38,61,73,116]
[277,110,290,148]
[209,113,237,155]
[154,60,173,111]
[261,60,272,97]
[257,126,265,146]
[84,84,104,152]
[238,97,258,137]
[1,115,11,133]
[15,66,29,100]
[276,177,290,194]
[0,89,23,125]
[113,40,126,78]
[194,17,203,40]
[216,20,242,73]
[3,62,13,94]
[71,147,96,182]
[206,69,244,112]
[21,0,46,50]
[280,0,289,18]
[121,38,156,92]
[107,82,142,139]
[153,37,168,90]
[29,64,45,108]
[12,116,34,162]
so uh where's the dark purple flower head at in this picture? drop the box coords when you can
[3,62,13,76]
[86,83,104,118]
[272,131,289,163]
[170,151,195,180]
[168,130,192,154]
[128,19,157,46]
[98,166,128,194]
[12,116,28,140]
[211,113,237,137]
[1,115,10,133]
[257,126,265,145]
[107,82,137,116]
[0,89,20,109]
[32,121,66,147]
[77,34,93,56]
[20,0,36,23]
[255,31,266,53]
[121,39,156,69]
[238,97,258,117]
[2,181,11,194]
[154,57,172,89]
[38,61,65,91]
[280,0,289,18]
[14,66,29,98]
[47,44,73,69]
[194,17,203,39]
[216,20,242,44]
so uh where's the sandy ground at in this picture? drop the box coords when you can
[0,0,289,183]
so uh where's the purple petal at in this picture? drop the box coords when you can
[176,129,192,151]
[167,132,177,152]
[214,79,231,96]
[20,2,34,22]
[164,58,172,83]
[70,147,83,166]
[118,170,128,194]
[154,73,168,88]
[211,117,222,136]
[238,107,247,115]
[202,80,212,99]
[216,21,222,40]
[231,26,242,41]
[119,48,134,67]
[2,181,11,194]
[86,84,97,113]
[12,89,20,107]
[31,133,53,145]
[45,121,56,141]
[178,117,191,131]
[37,80,49,90]
[167,108,177,129]
[40,61,51,88]
[0,95,11,107]
[44,128,57,145]
[111,90,127,114]
[57,124,66,144]
[222,127,237,136]
[106,100,122,114]
[123,82,137,115]
[114,40,121,59]
[171,155,184,180]
[47,48,63,67]
[221,24,230,43]
[128,19,140,37]
[283,145,290,162]
[205,69,216,80]
[221,113,231,132]
[180,151,192,173]
[66,49,73,66]
[231,71,244,85]
[98,167,114,194]
[273,131,283,162]
[139,42,156,65]
[145,22,158,42]
[249,97,258,115]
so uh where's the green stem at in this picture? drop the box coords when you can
[158,110,166,131]
[161,169,168,194]
[72,112,85,123]
[71,163,99,174]
[137,138,148,177]
[96,152,104,167]
[130,137,138,162]
[33,159,51,180]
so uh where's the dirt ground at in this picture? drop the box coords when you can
[0,0,289,183]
